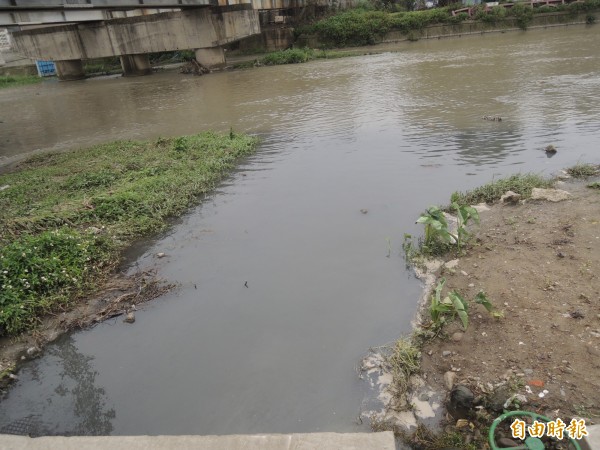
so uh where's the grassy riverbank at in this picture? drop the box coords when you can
[0,75,41,89]
[231,47,366,69]
[296,0,600,47]
[0,131,259,335]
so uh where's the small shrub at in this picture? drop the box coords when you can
[261,48,314,65]
[510,3,534,29]
[308,10,393,46]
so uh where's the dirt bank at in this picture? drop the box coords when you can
[368,174,600,449]
[421,181,600,420]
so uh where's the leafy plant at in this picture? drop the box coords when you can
[429,278,469,329]
[416,206,454,253]
[415,203,479,255]
[588,182,600,190]
[452,202,480,251]
[429,281,502,331]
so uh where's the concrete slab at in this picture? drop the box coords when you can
[0,432,396,450]
[581,424,600,450]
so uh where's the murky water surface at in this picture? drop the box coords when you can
[0,26,599,436]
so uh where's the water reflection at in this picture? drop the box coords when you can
[0,336,115,436]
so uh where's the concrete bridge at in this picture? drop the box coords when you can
[1,0,355,80]
[6,2,260,79]
[0,1,246,26]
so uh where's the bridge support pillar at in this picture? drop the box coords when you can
[195,47,226,70]
[55,59,86,81]
[120,54,152,77]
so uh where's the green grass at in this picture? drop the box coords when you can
[566,163,599,179]
[296,0,600,47]
[0,75,42,89]
[262,48,315,65]
[450,174,554,205]
[232,48,365,69]
[0,131,259,335]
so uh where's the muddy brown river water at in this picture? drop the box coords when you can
[0,25,599,436]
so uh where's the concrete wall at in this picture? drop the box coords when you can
[12,8,260,60]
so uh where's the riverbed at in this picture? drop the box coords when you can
[0,25,599,436]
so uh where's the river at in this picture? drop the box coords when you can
[0,25,599,436]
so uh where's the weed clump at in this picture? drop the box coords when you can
[385,337,421,398]
[566,163,599,179]
[261,48,315,65]
[450,174,553,205]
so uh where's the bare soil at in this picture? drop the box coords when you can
[420,181,600,421]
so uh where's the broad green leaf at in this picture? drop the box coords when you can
[449,293,469,330]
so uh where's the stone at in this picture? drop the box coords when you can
[531,188,572,202]
[124,312,136,324]
[500,190,521,204]
[156,252,166,258]
[442,350,452,357]
[360,209,368,214]
[488,385,511,412]
[570,310,585,319]
[452,332,464,342]
[444,259,460,269]
[473,203,490,212]
[0,185,10,192]
[444,371,457,390]
[448,385,474,419]
[586,345,600,357]
[498,437,521,447]
[26,346,40,357]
